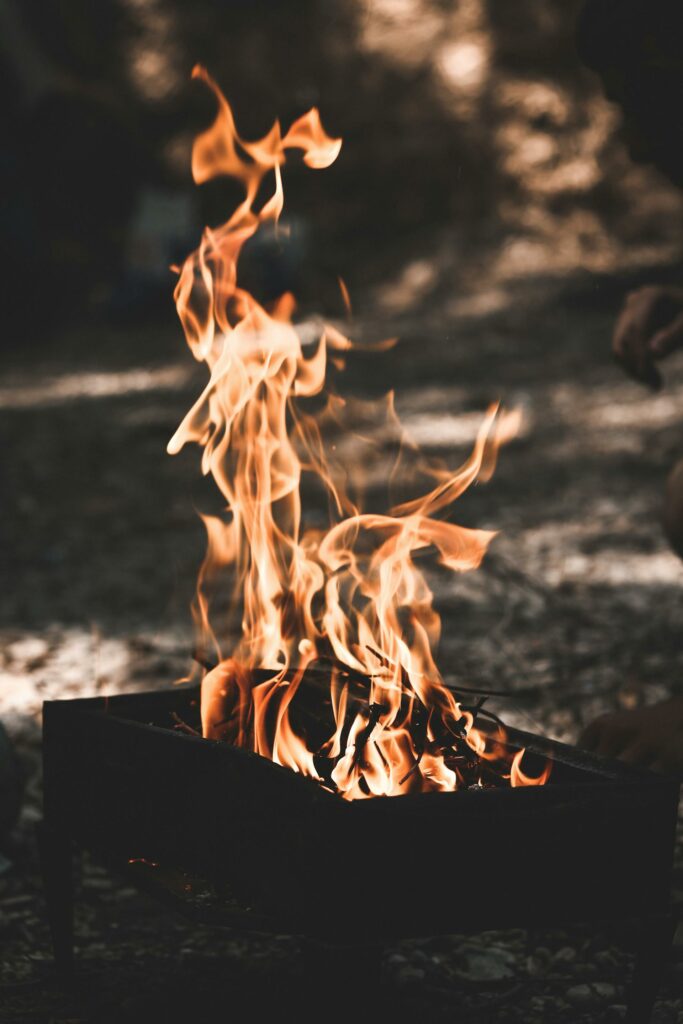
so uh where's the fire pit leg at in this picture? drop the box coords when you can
[37,821,76,977]
[625,913,676,1024]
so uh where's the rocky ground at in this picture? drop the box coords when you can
[2,260,683,1021]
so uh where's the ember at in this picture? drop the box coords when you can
[168,67,550,798]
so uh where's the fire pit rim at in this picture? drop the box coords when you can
[43,686,676,805]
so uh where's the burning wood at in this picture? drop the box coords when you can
[168,66,550,799]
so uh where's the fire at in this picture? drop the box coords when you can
[510,749,553,788]
[169,67,550,799]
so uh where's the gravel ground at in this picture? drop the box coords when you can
[2,267,683,1021]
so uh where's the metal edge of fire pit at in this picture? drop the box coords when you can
[41,686,680,945]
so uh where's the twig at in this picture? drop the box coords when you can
[170,711,200,736]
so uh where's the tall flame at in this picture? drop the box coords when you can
[169,68,550,799]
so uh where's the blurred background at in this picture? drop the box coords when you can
[2,0,683,328]
[2,1,683,1019]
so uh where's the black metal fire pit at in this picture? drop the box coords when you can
[40,683,679,1022]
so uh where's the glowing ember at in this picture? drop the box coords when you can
[168,66,550,799]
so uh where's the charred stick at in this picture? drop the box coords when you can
[170,712,200,736]
[349,702,388,774]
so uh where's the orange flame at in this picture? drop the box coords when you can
[510,749,553,788]
[169,68,551,799]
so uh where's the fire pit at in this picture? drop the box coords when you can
[41,683,678,1021]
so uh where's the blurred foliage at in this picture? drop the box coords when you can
[2,0,682,334]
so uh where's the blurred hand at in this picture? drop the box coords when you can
[580,698,683,778]
[612,285,683,388]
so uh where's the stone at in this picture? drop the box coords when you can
[526,954,546,977]
[593,982,617,1001]
[6,637,48,664]
[566,984,594,1007]
[395,965,426,988]
[459,946,517,982]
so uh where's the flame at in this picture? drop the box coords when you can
[169,68,551,799]
[510,749,553,788]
